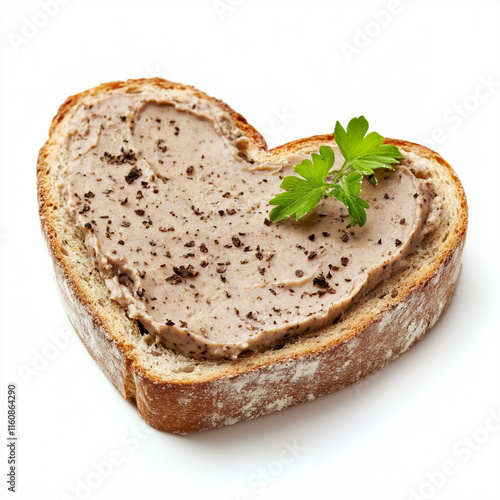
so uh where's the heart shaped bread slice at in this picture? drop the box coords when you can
[38,79,467,433]
[62,90,440,360]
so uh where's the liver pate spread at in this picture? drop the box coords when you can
[62,92,442,359]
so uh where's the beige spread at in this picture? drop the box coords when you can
[62,92,441,359]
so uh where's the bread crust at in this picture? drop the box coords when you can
[37,79,468,433]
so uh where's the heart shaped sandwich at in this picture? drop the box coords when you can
[38,79,468,433]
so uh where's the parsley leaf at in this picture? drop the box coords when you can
[330,171,370,227]
[334,116,404,175]
[268,116,404,227]
[269,146,335,222]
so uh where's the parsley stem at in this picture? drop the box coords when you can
[332,160,351,184]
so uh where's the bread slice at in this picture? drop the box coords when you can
[37,78,468,434]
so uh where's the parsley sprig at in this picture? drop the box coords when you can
[268,116,404,227]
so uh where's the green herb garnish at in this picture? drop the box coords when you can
[268,116,404,227]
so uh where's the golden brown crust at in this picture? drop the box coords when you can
[37,78,468,433]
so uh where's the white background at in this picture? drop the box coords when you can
[1,1,499,499]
